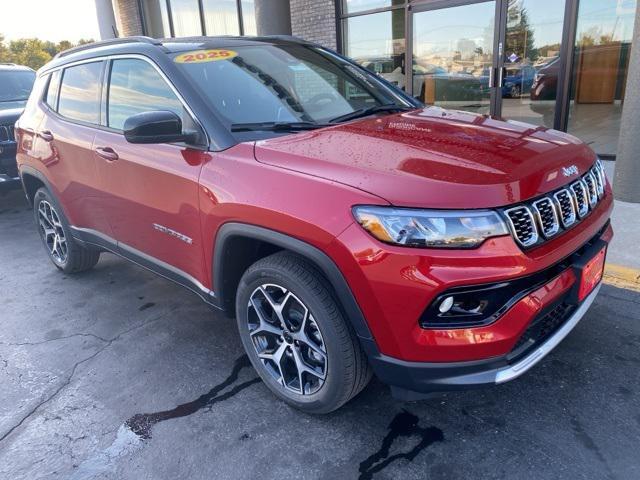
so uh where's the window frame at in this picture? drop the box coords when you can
[38,54,208,148]
[44,70,62,111]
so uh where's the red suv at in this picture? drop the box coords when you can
[16,36,613,413]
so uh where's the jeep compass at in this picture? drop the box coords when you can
[15,36,613,413]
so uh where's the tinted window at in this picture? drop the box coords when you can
[0,69,36,110]
[45,70,62,110]
[107,59,183,130]
[58,62,103,124]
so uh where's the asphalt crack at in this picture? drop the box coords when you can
[0,309,176,445]
[0,332,110,347]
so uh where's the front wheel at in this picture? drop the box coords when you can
[235,252,372,413]
[33,187,100,273]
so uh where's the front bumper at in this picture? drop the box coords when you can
[0,141,20,192]
[360,283,600,399]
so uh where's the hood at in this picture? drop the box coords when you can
[253,107,597,209]
[0,108,23,125]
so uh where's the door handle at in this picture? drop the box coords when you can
[498,67,507,87]
[38,130,54,142]
[95,146,119,162]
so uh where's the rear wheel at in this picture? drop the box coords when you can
[33,187,100,273]
[236,252,371,413]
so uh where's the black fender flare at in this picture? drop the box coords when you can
[213,223,374,341]
[19,165,53,206]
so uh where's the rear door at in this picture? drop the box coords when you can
[92,57,208,283]
[31,61,113,236]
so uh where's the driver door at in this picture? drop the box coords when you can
[93,57,208,283]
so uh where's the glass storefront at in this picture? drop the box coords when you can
[141,0,171,38]
[343,9,406,90]
[567,0,637,156]
[412,2,496,115]
[202,0,241,35]
[140,0,255,37]
[340,0,638,156]
[504,0,567,127]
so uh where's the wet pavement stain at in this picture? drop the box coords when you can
[126,355,260,439]
[138,302,155,311]
[358,409,444,480]
[71,356,259,479]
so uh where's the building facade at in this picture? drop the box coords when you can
[107,0,638,163]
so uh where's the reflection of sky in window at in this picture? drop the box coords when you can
[58,63,102,124]
[413,3,495,58]
[575,0,637,43]
[346,11,401,58]
[343,0,398,14]
[508,0,565,49]
[108,60,182,130]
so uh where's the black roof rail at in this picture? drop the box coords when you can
[55,36,163,59]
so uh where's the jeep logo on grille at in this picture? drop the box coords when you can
[562,165,579,177]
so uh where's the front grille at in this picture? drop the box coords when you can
[583,172,598,207]
[504,160,606,249]
[0,125,15,142]
[571,180,589,218]
[532,198,559,238]
[511,301,575,357]
[554,189,576,227]
[504,206,538,247]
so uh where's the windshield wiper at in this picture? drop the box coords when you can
[329,104,414,124]
[231,121,331,132]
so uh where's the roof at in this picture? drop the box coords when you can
[42,35,312,73]
[0,63,35,72]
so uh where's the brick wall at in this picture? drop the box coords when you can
[289,0,338,50]
[112,0,144,37]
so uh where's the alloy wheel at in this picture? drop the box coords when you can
[247,284,327,395]
[37,200,68,264]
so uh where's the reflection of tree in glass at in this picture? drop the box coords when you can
[506,4,538,62]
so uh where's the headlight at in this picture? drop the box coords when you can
[353,206,509,248]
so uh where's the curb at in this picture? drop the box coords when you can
[603,264,640,292]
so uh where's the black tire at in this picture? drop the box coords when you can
[236,251,372,414]
[33,187,100,273]
[510,84,521,98]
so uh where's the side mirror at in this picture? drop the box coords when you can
[123,111,196,145]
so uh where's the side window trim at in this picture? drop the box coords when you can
[38,54,209,147]
[44,70,62,111]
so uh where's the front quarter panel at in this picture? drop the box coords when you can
[198,143,389,290]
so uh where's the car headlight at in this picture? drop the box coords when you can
[353,206,509,248]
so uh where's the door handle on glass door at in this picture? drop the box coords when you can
[95,146,119,162]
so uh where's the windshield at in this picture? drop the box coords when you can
[173,44,413,129]
[0,70,36,109]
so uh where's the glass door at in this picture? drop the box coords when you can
[500,0,567,127]
[410,0,499,115]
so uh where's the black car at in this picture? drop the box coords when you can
[1,63,36,192]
